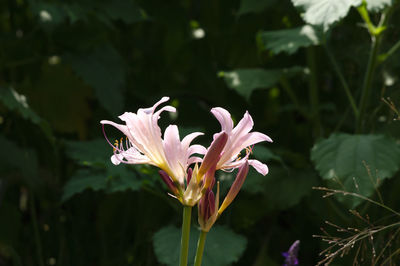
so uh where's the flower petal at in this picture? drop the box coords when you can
[211,107,234,133]
[248,159,269,175]
[182,132,203,151]
[163,125,185,183]
[231,111,254,137]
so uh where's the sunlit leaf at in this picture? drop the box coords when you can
[153,225,247,266]
[219,67,305,100]
[291,0,362,31]
[238,0,277,15]
[258,25,321,55]
[366,0,393,11]
[311,133,400,207]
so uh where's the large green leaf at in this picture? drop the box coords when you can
[65,44,126,115]
[311,133,400,207]
[153,225,247,266]
[63,138,142,201]
[65,139,110,166]
[219,67,305,100]
[62,165,141,202]
[258,25,321,55]
[237,0,277,15]
[291,0,362,31]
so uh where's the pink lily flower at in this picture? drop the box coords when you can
[210,107,272,175]
[100,97,206,187]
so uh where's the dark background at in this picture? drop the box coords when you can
[1,0,400,265]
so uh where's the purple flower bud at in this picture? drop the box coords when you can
[198,132,228,177]
[199,189,216,222]
[282,240,300,266]
[158,170,179,195]
[187,168,193,186]
[218,160,249,215]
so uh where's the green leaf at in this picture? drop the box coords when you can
[311,133,400,207]
[219,67,305,100]
[238,0,277,15]
[65,44,126,115]
[366,0,393,11]
[291,0,362,31]
[242,166,317,210]
[258,25,321,55]
[65,139,110,166]
[62,166,141,202]
[0,87,41,124]
[63,138,142,201]
[62,170,106,201]
[153,225,247,266]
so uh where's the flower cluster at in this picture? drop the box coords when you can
[101,97,272,230]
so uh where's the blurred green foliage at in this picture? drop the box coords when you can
[1,0,400,265]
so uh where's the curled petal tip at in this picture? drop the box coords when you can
[160,96,170,101]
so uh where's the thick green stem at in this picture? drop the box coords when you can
[194,230,208,266]
[179,206,192,266]
[357,35,382,133]
[355,2,394,132]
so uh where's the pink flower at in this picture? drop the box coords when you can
[100,97,205,186]
[210,107,272,175]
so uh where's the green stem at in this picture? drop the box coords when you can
[356,34,382,133]
[323,43,359,119]
[355,2,395,132]
[179,206,192,266]
[194,230,208,266]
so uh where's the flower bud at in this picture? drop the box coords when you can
[159,170,179,195]
[218,160,249,215]
[198,132,228,178]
